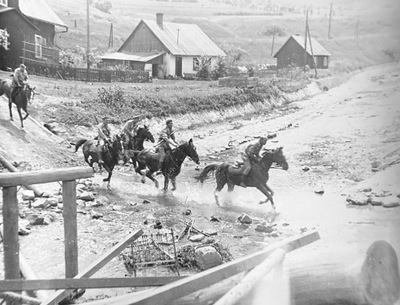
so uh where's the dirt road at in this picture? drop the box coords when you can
[0,63,399,302]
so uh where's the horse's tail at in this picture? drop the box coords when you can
[196,164,219,183]
[74,138,87,152]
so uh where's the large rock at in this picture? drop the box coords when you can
[381,196,400,208]
[255,225,274,233]
[195,246,223,270]
[92,196,109,207]
[32,198,50,209]
[189,234,205,242]
[22,190,35,200]
[45,197,59,207]
[78,192,95,201]
[238,213,252,224]
[27,214,44,226]
[346,194,370,206]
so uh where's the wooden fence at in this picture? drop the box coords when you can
[21,59,150,83]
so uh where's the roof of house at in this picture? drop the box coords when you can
[101,52,165,62]
[274,35,331,57]
[19,0,67,28]
[120,19,225,57]
[0,6,39,31]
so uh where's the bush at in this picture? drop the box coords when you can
[211,56,227,80]
[196,56,212,80]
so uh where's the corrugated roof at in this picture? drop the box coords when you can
[275,35,330,57]
[141,20,225,57]
[101,52,165,62]
[19,0,67,28]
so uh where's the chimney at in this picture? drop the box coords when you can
[156,13,164,30]
[8,0,20,9]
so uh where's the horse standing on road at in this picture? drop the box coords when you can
[75,134,125,188]
[197,147,288,211]
[135,139,200,192]
[0,79,35,128]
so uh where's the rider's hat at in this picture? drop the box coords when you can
[20,63,26,69]
[166,119,173,124]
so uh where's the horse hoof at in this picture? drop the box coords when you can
[171,187,176,192]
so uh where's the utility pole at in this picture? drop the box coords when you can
[307,22,317,77]
[86,0,90,82]
[328,2,333,39]
[304,9,308,70]
[108,23,114,49]
[271,25,276,56]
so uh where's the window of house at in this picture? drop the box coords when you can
[323,56,328,67]
[193,57,199,71]
[0,0,8,7]
[35,34,43,58]
[0,29,9,50]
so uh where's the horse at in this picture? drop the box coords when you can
[0,79,35,128]
[197,147,288,211]
[124,125,155,167]
[74,134,125,188]
[135,139,200,191]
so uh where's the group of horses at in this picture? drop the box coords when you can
[74,125,289,210]
[0,78,289,210]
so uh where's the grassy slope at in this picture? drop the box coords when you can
[49,0,400,69]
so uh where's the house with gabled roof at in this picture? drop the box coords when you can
[273,34,330,69]
[0,0,67,70]
[101,13,225,79]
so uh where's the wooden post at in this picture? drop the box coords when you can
[214,249,286,305]
[63,180,78,278]
[0,154,43,197]
[303,10,308,69]
[307,24,318,77]
[2,186,20,305]
[270,25,276,56]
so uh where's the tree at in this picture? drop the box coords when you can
[93,0,112,14]
[211,56,227,80]
[196,55,212,80]
[0,29,10,50]
[220,43,249,66]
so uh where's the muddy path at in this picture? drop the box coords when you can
[0,63,400,302]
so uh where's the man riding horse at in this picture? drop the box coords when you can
[156,119,178,174]
[240,137,268,187]
[97,116,112,165]
[121,115,142,149]
[11,63,28,103]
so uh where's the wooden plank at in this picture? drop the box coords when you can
[0,292,41,305]
[63,180,78,278]
[0,154,43,196]
[0,167,93,187]
[41,229,143,305]
[0,276,187,291]
[82,230,320,305]
[213,249,286,305]
[19,253,52,300]
[3,187,20,281]
[2,186,20,305]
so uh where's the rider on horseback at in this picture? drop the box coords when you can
[11,63,28,103]
[156,119,178,174]
[121,115,142,149]
[97,116,111,165]
[240,137,268,187]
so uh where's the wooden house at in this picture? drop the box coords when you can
[0,0,67,70]
[274,34,330,69]
[101,13,225,79]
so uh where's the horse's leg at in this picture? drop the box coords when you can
[171,177,177,192]
[264,184,274,197]
[8,99,13,121]
[214,177,226,207]
[103,165,113,189]
[16,106,24,128]
[22,105,29,120]
[257,185,275,211]
[163,175,170,193]
[146,170,159,189]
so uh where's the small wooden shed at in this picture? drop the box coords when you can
[274,34,330,69]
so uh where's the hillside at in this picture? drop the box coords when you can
[48,0,400,70]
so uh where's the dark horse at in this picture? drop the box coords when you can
[135,139,200,191]
[124,126,155,166]
[74,135,125,188]
[197,147,288,210]
[0,79,35,128]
